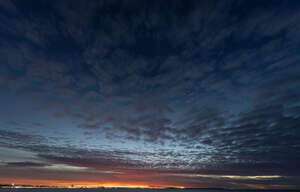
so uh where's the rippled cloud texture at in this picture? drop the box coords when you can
[0,0,300,189]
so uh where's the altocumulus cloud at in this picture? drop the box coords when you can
[0,0,300,189]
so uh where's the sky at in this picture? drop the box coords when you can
[0,0,300,189]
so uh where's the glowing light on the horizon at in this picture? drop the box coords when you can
[0,179,185,189]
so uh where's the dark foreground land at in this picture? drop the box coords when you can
[0,188,299,192]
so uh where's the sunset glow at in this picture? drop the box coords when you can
[0,179,186,189]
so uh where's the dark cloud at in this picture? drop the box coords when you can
[0,0,300,189]
[5,161,49,168]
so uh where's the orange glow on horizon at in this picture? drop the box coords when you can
[0,178,296,190]
[0,178,185,189]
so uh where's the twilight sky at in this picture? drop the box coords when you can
[0,0,300,189]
